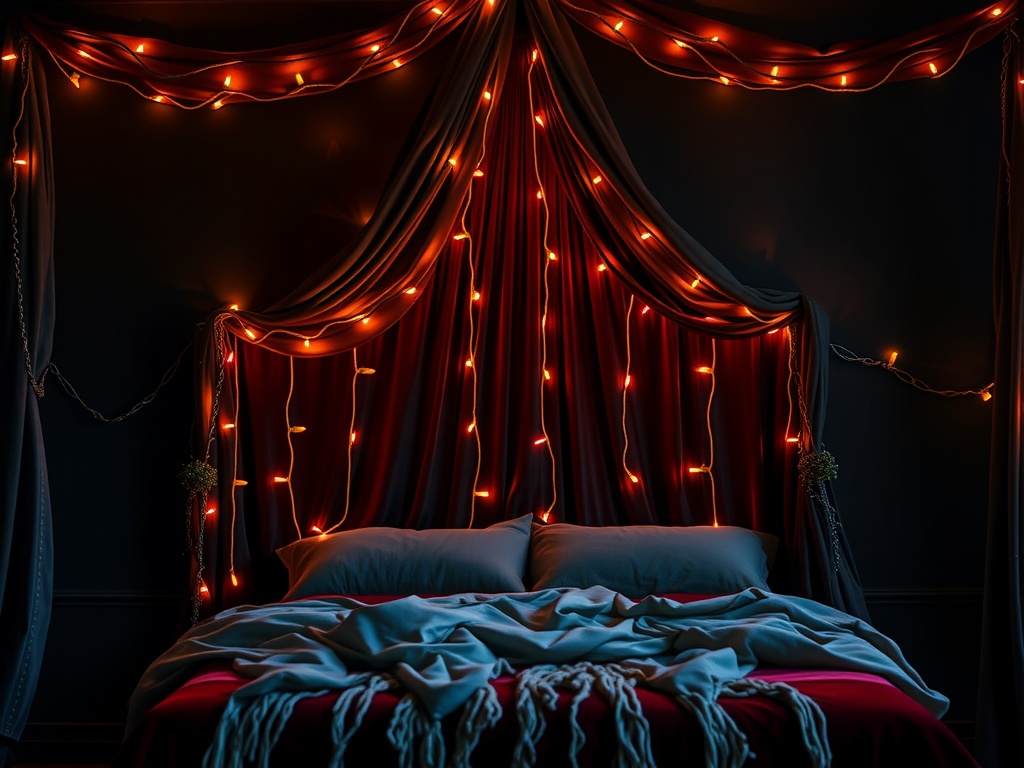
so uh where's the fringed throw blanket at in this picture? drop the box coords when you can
[126,587,948,768]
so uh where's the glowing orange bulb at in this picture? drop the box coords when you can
[295,73,305,86]
[547,251,557,261]
[543,369,551,381]
[205,507,216,516]
[70,74,81,88]
[311,525,323,534]
[223,423,236,430]
[767,329,780,335]
[230,572,239,587]
[534,437,548,445]
[641,306,651,315]
[532,50,538,62]
[786,437,800,444]
[357,366,376,374]
[691,277,701,288]
[981,390,993,402]
[361,317,370,324]
[351,431,357,443]
[840,75,848,87]
[467,422,476,433]
[199,582,210,595]
[453,233,469,240]
[213,100,225,110]
[628,474,639,484]
[135,44,145,54]
[229,304,240,311]
[887,351,899,366]
[472,291,481,301]
[303,339,310,348]
[688,466,709,474]
[473,169,484,177]
[624,374,631,387]
[77,49,91,58]
[483,91,491,100]
[592,175,603,184]
[432,7,443,15]
[771,66,779,77]
[719,76,730,85]
[474,490,490,497]
[929,62,938,74]
[465,359,473,368]
[371,44,381,53]
[289,426,306,433]
[274,476,290,484]
[226,350,235,363]
[243,327,256,340]
[536,190,543,199]
[597,264,607,272]
[223,75,232,87]
[640,232,652,240]
[1,54,17,61]
[13,159,27,166]
[696,366,713,374]
[233,479,248,487]
[675,40,687,49]
[992,8,1003,16]
[405,287,417,294]
[614,21,624,31]
[711,36,719,42]
[539,511,551,523]
[534,115,544,127]
[448,157,458,166]
[392,59,402,68]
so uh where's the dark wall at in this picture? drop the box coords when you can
[11,0,997,759]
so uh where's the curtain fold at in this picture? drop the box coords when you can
[0,21,55,756]
[977,25,1024,768]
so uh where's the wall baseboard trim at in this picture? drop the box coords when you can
[862,588,983,605]
[52,589,184,608]
[16,721,125,763]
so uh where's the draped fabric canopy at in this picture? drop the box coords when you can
[4,1,1021,763]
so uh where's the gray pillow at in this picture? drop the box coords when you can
[529,523,777,597]
[277,514,532,599]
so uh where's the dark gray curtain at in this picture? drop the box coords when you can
[0,21,54,761]
[977,25,1024,768]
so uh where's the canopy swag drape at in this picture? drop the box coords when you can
[5,0,1020,762]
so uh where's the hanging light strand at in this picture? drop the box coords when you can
[698,340,719,526]
[457,70,499,529]
[620,295,640,485]
[830,343,994,400]
[323,348,370,535]
[228,337,242,587]
[528,46,558,517]
[784,326,799,444]
[283,356,301,538]
[40,0,462,109]
[557,1,1005,93]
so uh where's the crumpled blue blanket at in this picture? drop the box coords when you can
[126,587,948,768]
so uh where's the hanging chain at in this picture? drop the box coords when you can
[9,37,47,399]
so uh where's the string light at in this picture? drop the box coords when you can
[473,169,484,177]
[534,437,548,445]
[212,99,225,109]
[528,48,558,520]
[205,506,216,516]
[840,75,848,87]
[303,339,310,348]
[431,6,443,14]
[13,159,27,166]
[294,73,305,86]
[135,44,145,54]
[371,44,381,53]
[448,157,458,166]
[392,59,402,68]
[224,75,232,87]
[771,66,779,78]
[640,232,652,240]
[621,296,640,486]
[535,115,545,127]
[229,304,240,311]
[243,327,256,340]
[720,76,730,85]
[597,264,607,272]
[483,91,491,100]
[1,54,17,61]
[929,62,938,74]
[592,175,603,184]
[311,525,323,535]
[614,21,624,32]
[230,571,238,587]
[691,340,718,525]
[887,351,899,367]
[474,490,490,497]
[831,344,995,400]
[77,49,91,58]
[641,305,651,315]
[691,277,701,289]
[223,422,236,430]
[992,7,1003,15]
[70,73,81,88]
[404,286,417,294]
[233,479,248,487]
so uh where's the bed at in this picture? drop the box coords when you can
[113,518,978,767]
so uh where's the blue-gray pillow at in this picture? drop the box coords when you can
[277,514,532,599]
[529,523,777,597]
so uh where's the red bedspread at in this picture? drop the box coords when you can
[114,595,978,767]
